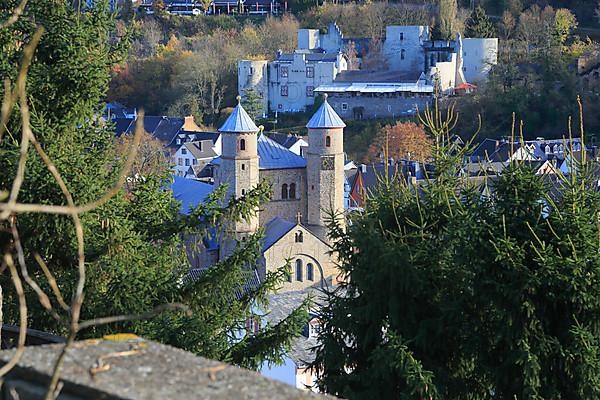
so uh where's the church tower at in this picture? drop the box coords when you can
[216,96,260,256]
[305,95,346,241]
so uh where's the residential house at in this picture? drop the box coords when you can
[173,139,219,177]
[267,132,309,156]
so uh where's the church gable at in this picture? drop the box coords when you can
[262,220,337,292]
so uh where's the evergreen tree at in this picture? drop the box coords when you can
[0,0,306,369]
[465,5,496,38]
[314,105,600,398]
[241,88,265,119]
[435,0,458,40]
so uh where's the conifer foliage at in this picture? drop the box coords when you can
[0,0,306,369]
[314,105,600,398]
[465,5,496,38]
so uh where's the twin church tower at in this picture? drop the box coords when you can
[214,95,346,287]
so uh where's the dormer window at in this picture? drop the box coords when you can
[240,139,246,151]
[545,145,551,154]
[325,136,331,147]
[176,138,181,145]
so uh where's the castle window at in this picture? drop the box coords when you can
[295,259,303,281]
[307,263,314,281]
[241,189,246,196]
[306,66,314,78]
[287,265,292,282]
[241,163,246,170]
[401,49,405,60]
[295,231,303,243]
[400,32,404,41]
[289,183,296,199]
[249,66,254,75]
[281,85,288,97]
[325,136,331,147]
[281,184,288,200]
[240,139,246,151]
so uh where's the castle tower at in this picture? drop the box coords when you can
[305,95,346,241]
[216,96,260,256]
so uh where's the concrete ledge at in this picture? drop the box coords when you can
[0,338,328,399]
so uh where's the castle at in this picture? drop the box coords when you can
[187,95,347,291]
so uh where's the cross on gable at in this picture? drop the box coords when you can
[296,211,302,224]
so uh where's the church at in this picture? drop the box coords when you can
[177,95,347,292]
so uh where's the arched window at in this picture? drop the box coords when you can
[241,189,246,196]
[241,163,246,170]
[295,259,303,281]
[287,265,292,282]
[325,136,331,147]
[295,231,303,243]
[307,263,314,281]
[401,49,405,60]
[289,183,296,199]
[240,139,246,151]
[281,184,288,200]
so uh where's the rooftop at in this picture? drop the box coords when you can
[219,98,259,133]
[306,98,346,129]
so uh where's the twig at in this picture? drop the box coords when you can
[33,253,69,311]
[0,254,27,378]
[0,0,28,30]
[78,303,191,330]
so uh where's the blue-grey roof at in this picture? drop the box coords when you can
[257,135,307,170]
[262,217,296,252]
[170,176,215,215]
[219,102,259,133]
[306,99,346,129]
[209,135,306,170]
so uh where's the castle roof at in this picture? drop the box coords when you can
[219,99,259,133]
[306,98,346,129]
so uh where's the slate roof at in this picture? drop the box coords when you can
[268,132,304,149]
[219,101,259,133]
[277,51,340,63]
[334,69,423,83]
[186,267,262,300]
[184,140,217,160]
[112,116,186,147]
[262,217,296,252]
[257,134,307,169]
[306,98,346,129]
[170,176,215,215]
[266,289,328,367]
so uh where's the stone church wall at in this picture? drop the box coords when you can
[259,168,308,225]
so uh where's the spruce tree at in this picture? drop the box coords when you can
[465,5,496,38]
[0,0,306,369]
[314,105,600,398]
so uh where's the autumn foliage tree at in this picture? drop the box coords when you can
[365,122,433,163]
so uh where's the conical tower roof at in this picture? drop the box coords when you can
[219,96,259,133]
[306,95,346,129]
